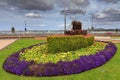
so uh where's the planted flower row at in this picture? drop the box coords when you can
[19,42,107,64]
[3,42,117,77]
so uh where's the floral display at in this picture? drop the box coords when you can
[3,42,117,77]
[19,42,107,63]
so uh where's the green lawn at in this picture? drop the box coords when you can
[0,39,120,80]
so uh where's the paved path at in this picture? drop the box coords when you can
[95,36,111,41]
[95,36,120,43]
[0,39,17,50]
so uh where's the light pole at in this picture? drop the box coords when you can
[64,10,67,33]
[64,0,67,34]
[91,11,98,30]
[24,21,27,31]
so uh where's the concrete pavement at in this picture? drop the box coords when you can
[95,36,111,41]
[0,39,17,50]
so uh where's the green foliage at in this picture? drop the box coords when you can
[115,28,119,33]
[47,35,94,53]
[11,27,15,33]
[20,42,107,64]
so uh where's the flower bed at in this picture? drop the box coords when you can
[19,42,107,64]
[3,42,117,77]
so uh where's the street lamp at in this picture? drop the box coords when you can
[63,1,67,34]
[64,10,67,33]
[91,11,98,30]
[24,21,27,31]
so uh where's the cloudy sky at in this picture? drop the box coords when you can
[0,0,120,31]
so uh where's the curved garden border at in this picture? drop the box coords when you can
[3,41,117,77]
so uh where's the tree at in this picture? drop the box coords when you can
[11,27,15,33]
[25,27,27,31]
[91,27,94,30]
[115,28,118,33]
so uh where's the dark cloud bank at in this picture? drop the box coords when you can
[0,0,120,22]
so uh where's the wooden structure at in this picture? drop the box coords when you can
[65,20,87,35]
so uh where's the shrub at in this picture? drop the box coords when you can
[3,41,117,77]
[47,35,94,53]
[11,27,15,33]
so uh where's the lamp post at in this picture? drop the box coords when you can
[91,11,98,30]
[24,21,27,31]
[64,0,67,34]
[64,10,67,33]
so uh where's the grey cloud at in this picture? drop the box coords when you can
[0,0,55,11]
[68,8,86,14]
[57,0,90,15]
[0,0,90,14]
[100,0,119,4]
[103,8,120,15]
[71,0,89,7]
[61,8,86,15]
[56,0,89,8]
[95,8,120,22]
